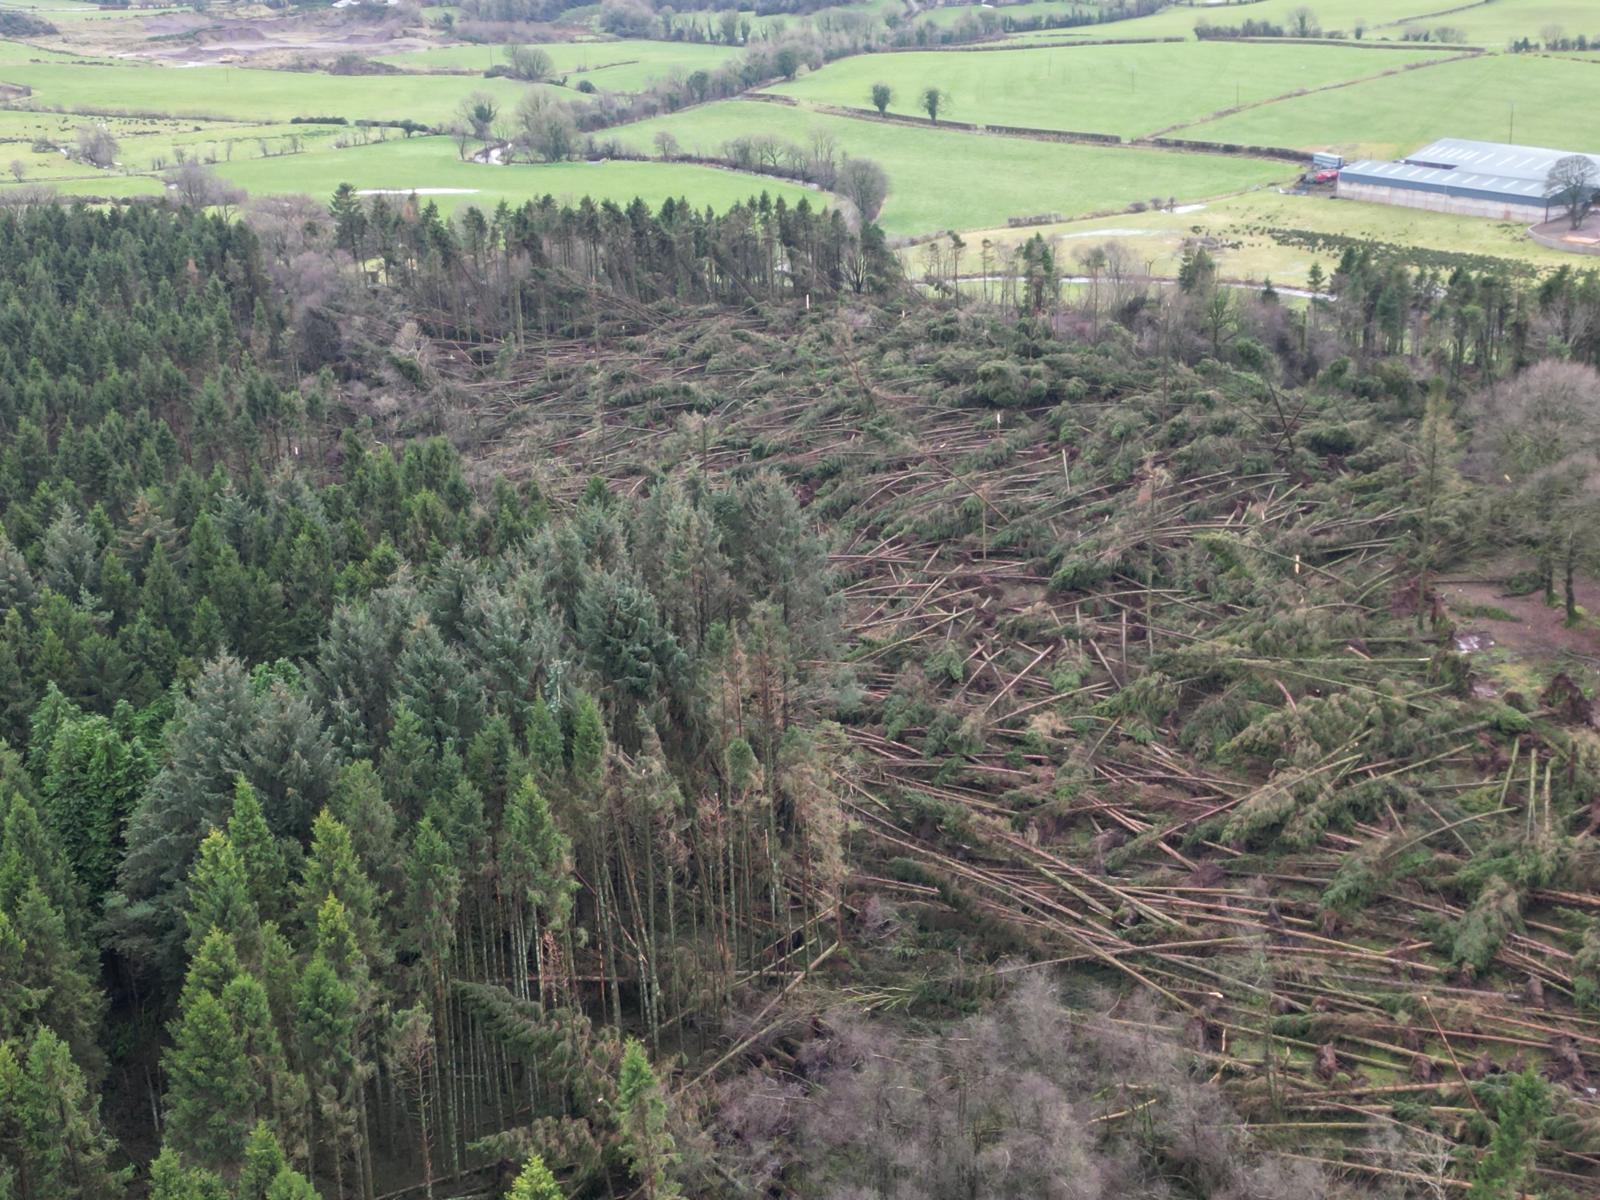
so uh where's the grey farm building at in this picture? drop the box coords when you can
[1336,138,1598,221]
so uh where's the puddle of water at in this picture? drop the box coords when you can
[1455,632,1494,653]
[1056,228,1153,239]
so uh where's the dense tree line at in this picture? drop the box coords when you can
[325,186,895,342]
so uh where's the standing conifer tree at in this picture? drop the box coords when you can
[499,776,574,1004]
[237,1121,288,1200]
[184,830,260,962]
[163,989,262,1173]
[227,780,289,925]
[615,1039,677,1200]
[508,1154,563,1200]
[297,811,385,971]
[146,1146,229,1200]
[0,1028,126,1200]
[403,819,460,1178]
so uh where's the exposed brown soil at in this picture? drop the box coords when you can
[1531,212,1600,256]
[71,10,439,65]
[1439,571,1600,662]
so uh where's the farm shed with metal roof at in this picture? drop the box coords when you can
[1336,137,1599,221]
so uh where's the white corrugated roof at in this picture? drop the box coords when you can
[1341,137,1600,200]
[1406,138,1600,182]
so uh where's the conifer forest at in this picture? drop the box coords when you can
[9,189,1600,1200]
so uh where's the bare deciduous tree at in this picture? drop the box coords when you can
[0,182,56,209]
[74,124,118,169]
[504,43,553,82]
[835,157,888,224]
[807,129,840,189]
[1473,361,1600,620]
[695,977,1341,1200]
[1288,5,1320,36]
[513,90,576,163]
[164,161,245,216]
[1547,154,1597,229]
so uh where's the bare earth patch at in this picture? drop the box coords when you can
[75,11,440,65]
[1439,575,1600,661]
[1531,211,1600,257]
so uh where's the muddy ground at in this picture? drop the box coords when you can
[44,9,438,66]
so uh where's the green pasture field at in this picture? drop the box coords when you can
[764,40,1454,139]
[0,0,109,11]
[0,39,83,64]
[201,134,824,214]
[910,1,1103,29]
[1387,0,1600,45]
[951,188,1581,288]
[0,111,347,180]
[0,0,148,17]
[21,171,164,198]
[1183,52,1597,157]
[0,59,564,122]
[1008,0,1463,41]
[2,2,188,29]
[1001,0,1600,44]
[607,98,1291,234]
[376,38,741,92]
[742,2,882,36]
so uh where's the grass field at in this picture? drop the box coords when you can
[1003,0,1406,40]
[1001,0,1600,44]
[0,39,82,65]
[0,129,824,213]
[911,1,1099,29]
[1004,0,1558,42]
[0,112,348,181]
[608,99,1291,234]
[375,39,741,92]
[19,171,164,198]
[202,135,824,214]
[0,0,185,24]
[952,188,1581,288]
[1387,0,1600,46]
[0,59,564,123]
[1183,52,1597,157]
[765,41,1453,139]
